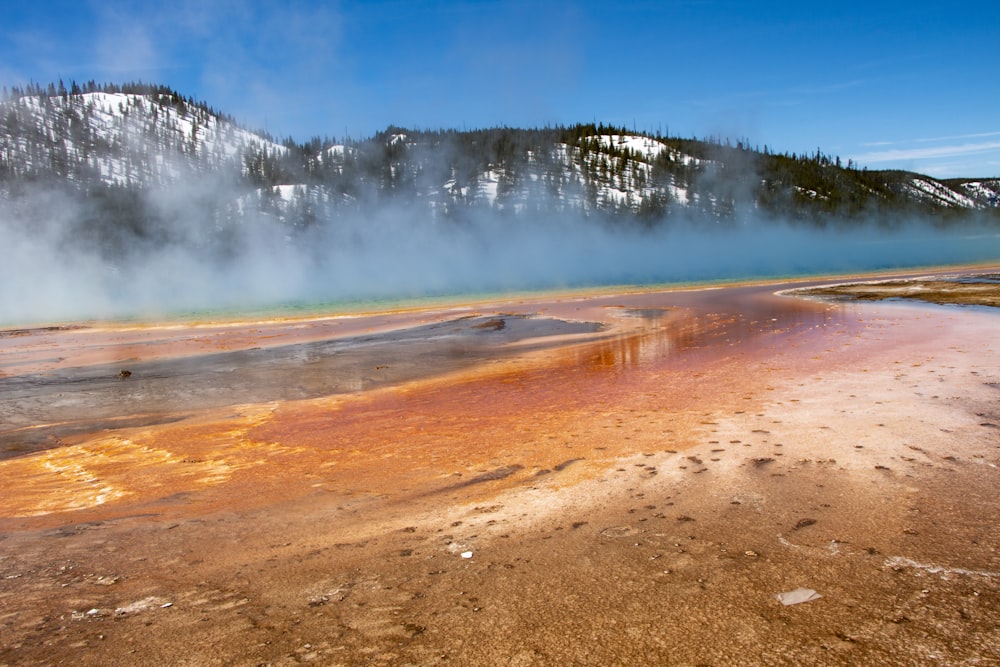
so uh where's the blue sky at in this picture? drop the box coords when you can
[2,1,998,178]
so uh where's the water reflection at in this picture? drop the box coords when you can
[0,283,857,459]
[573,287,852,375]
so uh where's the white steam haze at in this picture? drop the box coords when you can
[1,176,998,325]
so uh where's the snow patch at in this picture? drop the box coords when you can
[907,178,977,208]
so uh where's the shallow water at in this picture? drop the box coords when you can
[0,314,602,459]
[0,280,856,461]
[12,264,997,463]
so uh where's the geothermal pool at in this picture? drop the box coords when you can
[1,268,999,665]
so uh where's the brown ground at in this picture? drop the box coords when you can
[791,272,1000,308]
[1,268,999,666]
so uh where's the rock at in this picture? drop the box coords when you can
[775,588,822,606]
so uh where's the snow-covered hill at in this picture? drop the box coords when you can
[1,84,998,323]
[1,84,998,227]
[1,90,286,187]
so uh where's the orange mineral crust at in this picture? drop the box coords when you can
[1,270,999,666]
[0,282,846,520]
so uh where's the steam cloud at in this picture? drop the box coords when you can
[2,175,997,326]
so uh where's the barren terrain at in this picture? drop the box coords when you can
[1,269,999,666]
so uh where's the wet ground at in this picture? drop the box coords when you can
[0,314,603,459]
[1,268,999,665]
[788,270,1000,308]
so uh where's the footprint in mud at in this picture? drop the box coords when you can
[600,526,638,538]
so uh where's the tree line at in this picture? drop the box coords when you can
[2,81,997,260]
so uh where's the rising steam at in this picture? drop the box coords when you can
[2,174,997,326]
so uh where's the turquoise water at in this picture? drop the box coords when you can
[5,260,997,329]
[103,277,766,325]
[151,260,1000,325]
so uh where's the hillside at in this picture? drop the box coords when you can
[1,82,999,322]
[2,82,998,239]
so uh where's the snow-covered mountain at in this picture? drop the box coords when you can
[2,83,998,231]
[2,83,998,323]
[1,89,286,187]
[906,177,1000,209]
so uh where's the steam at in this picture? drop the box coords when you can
[1,112,997,325]
[2,176,997,325]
